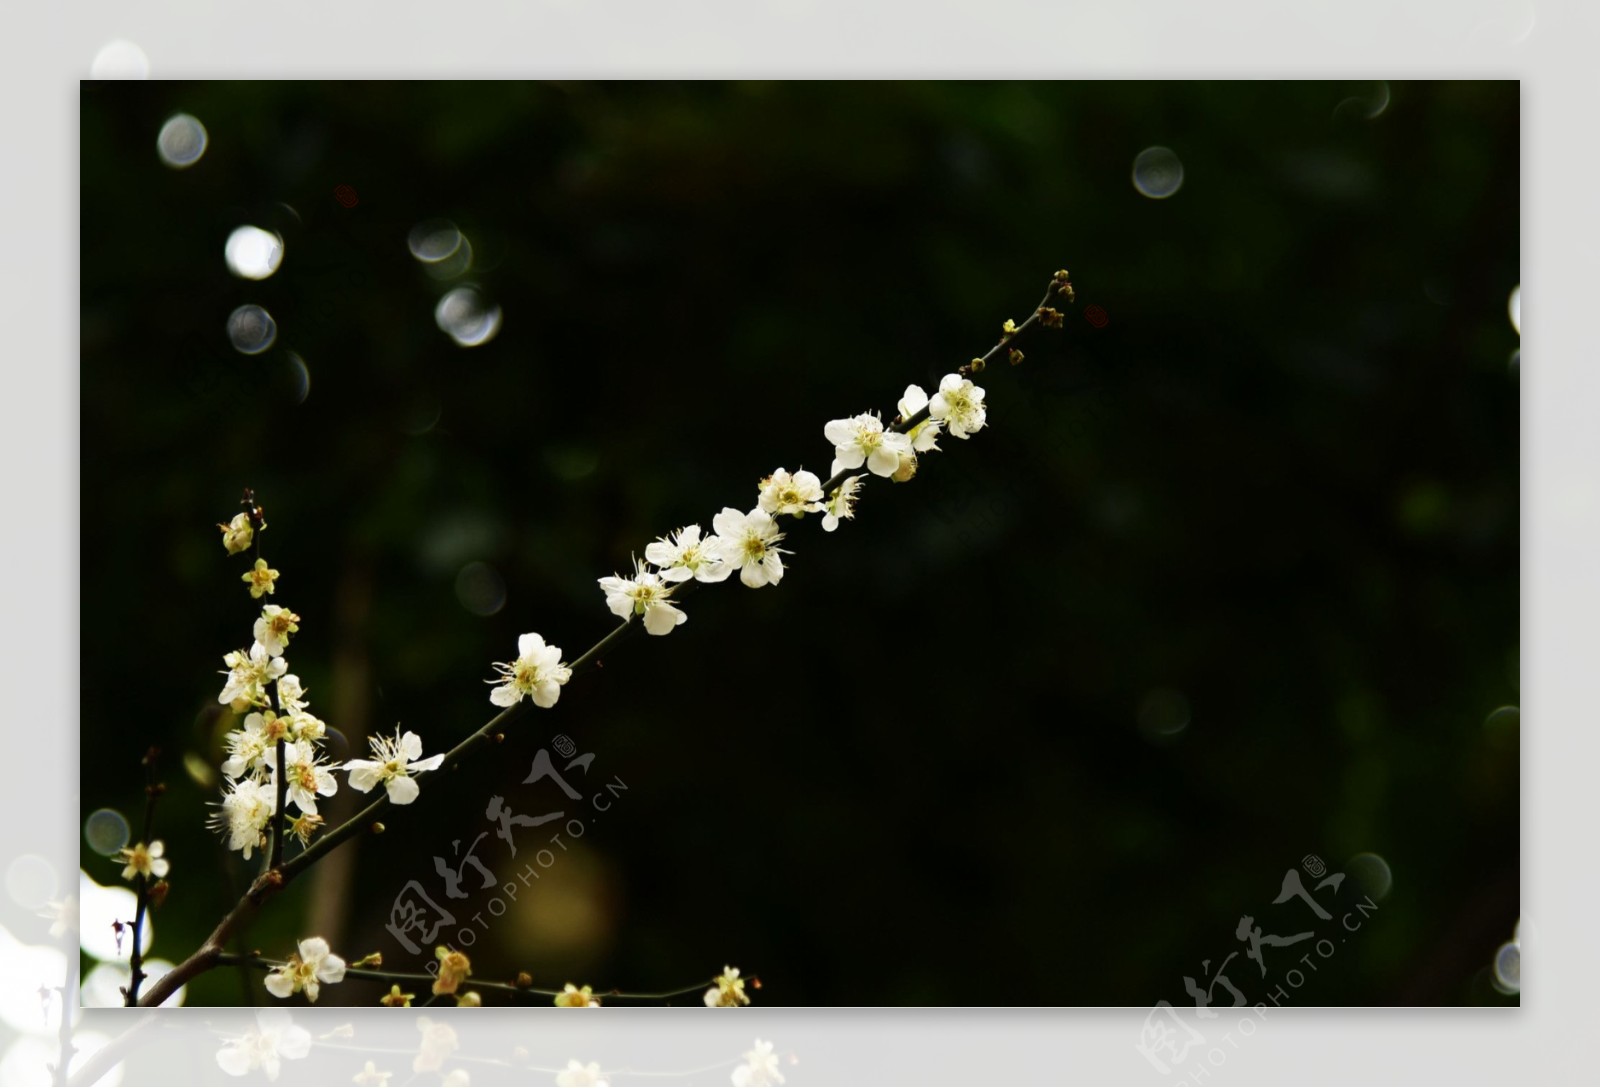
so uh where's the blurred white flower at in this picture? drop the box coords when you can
[645,524,731,584]
[442,1071,471,1087]
[37,893,77,939]
[599,563,688,635]
[704,965,751,1007]
[211,777,276,859]
[557,1060,609,1087]
[821,476,864,532]
[824,412,912,478]
[219,512,255,555]
[219,643,287,710]
[414,1017,460,1073]
[711,507,787,588]
[758,468,825,517]
[353,1060,393,1086]
[488,632,572,708]
[898,384,943,452]
[928,373,987,438]
[254,604,301,656]
[264,936,346,1003]
[554,982,601,1007]
[274,740,339,814]
[117,840,169,881]
[345,730,444,805]
[732,1039,785,1087]
[215,1008,311,1079]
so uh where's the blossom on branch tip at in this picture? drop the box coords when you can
[345,730,444,805]
[711,507,787,588]
[380,984,414,1007]
[244,558,281,599]
[821,476,864,532]
[488,632,572,708]
[254,605,301,657]
[274,740,339,814]
[599,563,688,635]
[824,412,912,478]
[219,513,255,556]
[929,373,987,439]
[644,524,730,584]
[117,840,169,882]
[264,936,346,1003]
[211,777,276,859]
[433,946,472,995]
[555,983,600,1007]
[704,965,751,1007]
[218,643,288,710]
[897,385,943,453]
[733,1039,785,1087]
[214,1009,309,1079]
[757,468,825,518]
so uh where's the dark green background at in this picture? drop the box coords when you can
[79,81,1519,1006]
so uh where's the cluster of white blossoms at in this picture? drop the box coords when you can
[483,373,988,706]
[213,524,446,861]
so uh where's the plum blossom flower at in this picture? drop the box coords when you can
[290,711,326,745]
[821,476,864,532]
[432,946,472,995]
[897,385,943,453]
[219,643,288,710]
[353,1061,393,1087]
[219,513,255,556]
[254,604,301,656]
[928,373,987,438]
[557,1061,608,1087]
[644,524,730,583]
[711,507,787,588]
[824,412,912,478]
[757,468,825,518]
[414,1018,460,1073]
[274,740,339,814]
[599,563,687,635]
[117,840,169,882]
[488,632,572,708]
[276,674,308,714]
[211,778,276,859]
[704,965,751,1007]
[381,984,415,1007]
[345,730,444,805]
[264,936,346,1003]
[554,983,600,1007]
[215,1009,311,1080]
[732,1039,785,1087]
[244,557,281,599]
[222,710,290,779]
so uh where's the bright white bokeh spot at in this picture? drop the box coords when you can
[409,219,464,262]
[156,113,208,169]
[435,287,502,347]
[227,305,278,355]
[1508,285,1520,335]
[1492,940,1520,994]
[225,226,284,280]
[84,808,130,856]
[5,855,57,911]
[1345,851,1393,901]
[1133,146,1184,199]
[82,959,184,1009]
[78,871,149,962]
[286,351,311,404]
[0,923,68,1034]
[90,40,149,80]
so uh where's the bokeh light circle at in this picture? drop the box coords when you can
[1345,851,1393,901]
[227,305,278,355]
[1508,285,1521,335]
[409,219,464,262]
[84,808,131,856]
[157,113,208,169]
[5,854,57,910]
[90,40,150,80]
[225,226,284,280]
[1132,146,1184,199]
[455,562,508,616]
[1492,940,1520,994]
[435,287,502,347]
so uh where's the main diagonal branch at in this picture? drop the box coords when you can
[134,270,1075,1009]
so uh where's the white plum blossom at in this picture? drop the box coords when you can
[215,1008,312,1079]
[704,965,751,1007]
[821,476,864,532]
[645,524,731,583]
[263,936,346,1003]
[219,643,288,710]
[221,710,291,780]
[599,563,688,635]
[117,840,169,882]
[824,411,912,478]
[711,507,787,588]
[557,1060,609,1087]
[274,740,339,815]
[929,373,987,438]
[254,604,301,657]
[276,674,308,714]
[289,711,326,745]
[488,632,572,708]
[897,384,944,452]
[757,468,825,518]
[345,730,444,805]
[218,513,255,557]
[212,777,276,859]
[732,1039,785,1087]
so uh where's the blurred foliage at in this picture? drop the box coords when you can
[78,81,1518,1006]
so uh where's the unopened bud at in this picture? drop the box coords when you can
[353,952,383,968]
[1009,348,1024,366]
[515,972,534,989]
[371,822,386,835]
[456,991,483,1007]
[970,356,986,373]
[891,454,918,483]
[148,880,170,909]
